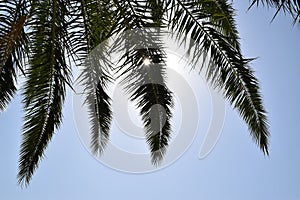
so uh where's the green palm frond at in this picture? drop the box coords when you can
[168,0,269,154]
[114,0,174,164]
[74,0,115,155]
[0,1,28,110]
[18,0,72,186]
[113,0,159,29]
[146,0,166,25]
[250,0,300,23]
[78,53,113,155]
[78,50,113,155]
[133,81,173,164]
[119,44,173,165]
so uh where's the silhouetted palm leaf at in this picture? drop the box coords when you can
[168,0,269,153]
[250,0,300,23]
[114,0,174,164]
[73,0,115,156]
[0,1,28,110]
[18,0,72,186]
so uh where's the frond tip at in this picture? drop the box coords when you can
[18,0,71,186]
[249,0,300,23]
[133,83,173,165]
[119,46,174,165]
[168,0,269,155]
[222,61,270,155]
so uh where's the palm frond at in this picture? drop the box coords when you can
[250,0,300,23]
[0,1,29,110]
[146,0,166,26]
[113,0,159,29]
[117,30,173,165]
[78,54,113,155]
[74,0,115,155]
[114,0,174,164]
[168,0,269,154]
[18,0,72,186]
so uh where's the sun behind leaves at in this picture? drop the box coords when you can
[0,0,269,186]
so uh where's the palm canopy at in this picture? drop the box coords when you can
[0,0,269,186]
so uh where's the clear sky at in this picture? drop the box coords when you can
[1,2,300,199]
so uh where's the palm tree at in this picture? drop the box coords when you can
[250,0,299,23]
[0,0,269,186]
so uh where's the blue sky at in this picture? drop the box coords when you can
[1,2,300,199]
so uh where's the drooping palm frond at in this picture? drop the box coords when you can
[118,36,173,165]
[113,0,173,164]
[78,53,113,155]
[0,1,28,110]
[71,0,116,155]
[18,0,72,186]
[250,0,300,23]
[167,0,269,154]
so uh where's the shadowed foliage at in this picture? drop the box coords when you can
[0,0,269,186]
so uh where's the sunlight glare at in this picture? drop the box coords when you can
[143,58,151,66]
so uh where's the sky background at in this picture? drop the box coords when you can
[1,2,300,200]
